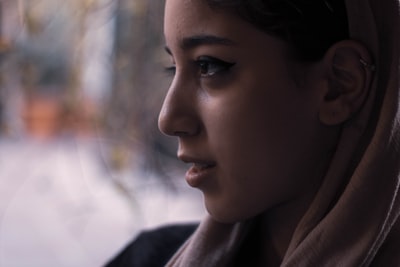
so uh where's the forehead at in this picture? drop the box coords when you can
[164,0,246,46]
[164,0,215,30]
[164,0,290,61]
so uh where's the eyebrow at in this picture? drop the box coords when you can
[181,35,236,49]
[164,34,236,55]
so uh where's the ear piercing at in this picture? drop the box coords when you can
[360,58,376,71]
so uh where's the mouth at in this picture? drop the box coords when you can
[191,162,216,171]
[179,155,216,187]
[179,154,216,168]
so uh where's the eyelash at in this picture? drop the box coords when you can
[165,56,235,78]
[196,56,235,77]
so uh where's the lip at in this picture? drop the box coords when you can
[179,155,216,187]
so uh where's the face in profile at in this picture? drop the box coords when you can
[159,0,331,223]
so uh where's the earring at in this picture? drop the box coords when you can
[359,58,376,72]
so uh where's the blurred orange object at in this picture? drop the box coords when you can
[21,95,62,139]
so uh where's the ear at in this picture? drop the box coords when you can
[318,40,374,125]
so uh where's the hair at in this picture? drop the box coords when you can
[205,0,349,61]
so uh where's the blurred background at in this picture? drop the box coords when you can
[0,0,205,266]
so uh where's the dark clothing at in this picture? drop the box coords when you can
[104,224,198,267]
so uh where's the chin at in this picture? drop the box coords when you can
[206,205,254,224]
[203,195,263,224]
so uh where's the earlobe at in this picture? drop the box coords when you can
[318,41,374,125]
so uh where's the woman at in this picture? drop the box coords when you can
[106,0,400,266]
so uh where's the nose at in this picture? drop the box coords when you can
[158,79,200,137]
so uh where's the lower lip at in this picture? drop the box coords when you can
[185,165,215,187]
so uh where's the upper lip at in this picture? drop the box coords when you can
[178,154,216,167]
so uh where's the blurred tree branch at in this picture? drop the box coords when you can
[103,0,181,185]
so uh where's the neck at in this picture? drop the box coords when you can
[259,149,335,266]
[234,199,309,267]
[259,194,314,264]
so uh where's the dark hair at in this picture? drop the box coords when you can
[205,0,349,61]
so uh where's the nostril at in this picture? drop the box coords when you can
[158,104,201,137]
[173,131,191,137]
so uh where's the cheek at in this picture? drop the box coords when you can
[206,93,287,178]
[200,104,320,222]
[207,84,305,159]
[205,82,316,181]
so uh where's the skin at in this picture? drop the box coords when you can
[159,0,341,263]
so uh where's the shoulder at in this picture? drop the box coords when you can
[104,223,198,267]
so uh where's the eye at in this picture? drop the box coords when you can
[196,56,235,77]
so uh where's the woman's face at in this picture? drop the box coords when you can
[160,0,331,223]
